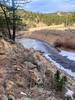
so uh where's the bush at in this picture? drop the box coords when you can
[64,96,72,100]
[54,70,67,92]
[54,39,63,48]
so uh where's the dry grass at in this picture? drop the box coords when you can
[17,29,75,50]
[54,37,75,49]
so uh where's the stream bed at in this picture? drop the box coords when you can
[17,38,75,79]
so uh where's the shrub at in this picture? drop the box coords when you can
[54,70,67,92]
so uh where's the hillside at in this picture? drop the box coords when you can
[0,8,75,32]
[0,38,75,99]
[0,38,63,99]
[16,10,75,29]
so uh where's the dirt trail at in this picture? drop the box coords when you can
[28,25,75,32]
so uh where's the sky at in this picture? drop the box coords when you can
[24,0,75,13]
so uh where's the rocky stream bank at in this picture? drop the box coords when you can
[0,38,75,100]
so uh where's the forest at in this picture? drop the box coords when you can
[0,5,75,40]
[16,10,75,27]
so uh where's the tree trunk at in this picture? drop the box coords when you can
[12,9,16,41]
[0,5,11,39]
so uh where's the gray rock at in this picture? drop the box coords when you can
[21,96,33,100]
[24,61,37,69]
[8,95,15,100]
[3,95,8,100]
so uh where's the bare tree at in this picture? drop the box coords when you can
[0,0,30,41]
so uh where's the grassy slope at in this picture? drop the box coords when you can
[16,10,75,28]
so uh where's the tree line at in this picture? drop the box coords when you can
[0,2,75,41]
[0,0,29,41]
[17,10,75,27]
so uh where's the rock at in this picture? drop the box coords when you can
[33,52,42,61]
[45,70,53,77]
[6,80,14,90]
[37,87,51,96]
[0,39,13,55]
[8,95,15,100]
[3,95,8,100]
[24,61,37,69]
[16,76,25,88]
[28,69,43,85]
[21,96,32,100]
[5,80,15,95]
[0,86,5,96]
[20,92,27,96]
[46,96,59,100]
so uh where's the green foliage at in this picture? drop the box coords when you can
[0,6,22,38]
[0,8,75,33]
[64,96,72,100]
[16,10,75,27]
[0,6,75,39]
[54,70,67,92]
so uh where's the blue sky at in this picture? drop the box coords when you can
[25,0,75,13]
